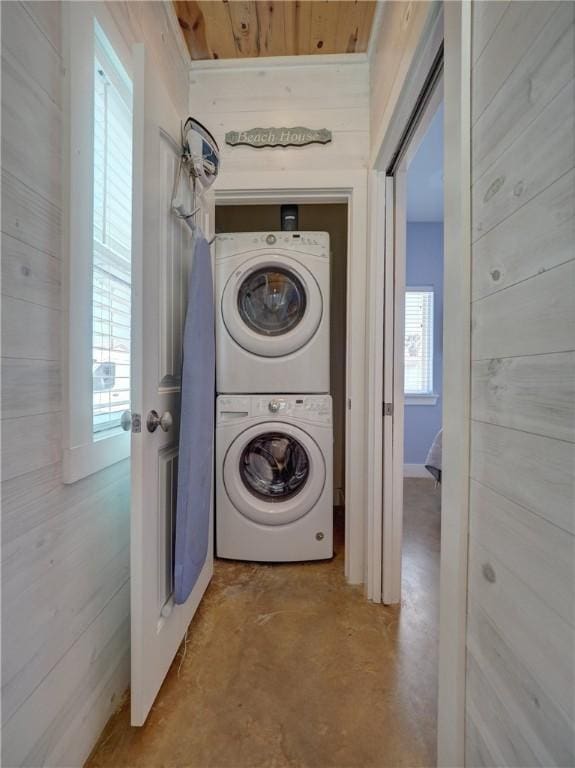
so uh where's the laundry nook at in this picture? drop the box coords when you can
[1,2,574,767]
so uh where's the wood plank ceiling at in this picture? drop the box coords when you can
[174,1,377,60]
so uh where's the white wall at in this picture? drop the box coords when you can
[403,222,443,468]
[369,1,437,162]
[466,2,575,765]
[189,56,369,173]
[0,3,189,765]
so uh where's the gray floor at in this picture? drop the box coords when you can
[88,479,441,768]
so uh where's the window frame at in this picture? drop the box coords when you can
[404,286,438,406]
[63,2,133,483]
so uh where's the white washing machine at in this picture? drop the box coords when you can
[216,394,333,562]
[215,231,330,394]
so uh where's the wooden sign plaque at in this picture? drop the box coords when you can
[225,127,332,148]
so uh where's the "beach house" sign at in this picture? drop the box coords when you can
[225,127,332,149]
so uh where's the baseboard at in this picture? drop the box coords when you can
[403,463,430,478]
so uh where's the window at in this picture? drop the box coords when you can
[92,24,133,435]
[64,5,133,483]
[404,289,434,397]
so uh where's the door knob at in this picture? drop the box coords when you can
[146,409,173,433]
[120,411,132,432]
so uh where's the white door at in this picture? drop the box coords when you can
[130,43,213,726]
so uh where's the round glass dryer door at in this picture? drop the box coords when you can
[221,254,323,358]
[237,268,306,337]
[240,432,309,501]
[223,422,326,526]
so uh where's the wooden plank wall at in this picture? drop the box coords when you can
[0,2,189,765]
[466,2,575,765]
[189,58,370,173]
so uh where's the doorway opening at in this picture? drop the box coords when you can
[401,99,444,744]
[375,54,445,759]
[215,203,348,567]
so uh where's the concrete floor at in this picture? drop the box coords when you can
[87,479,441,768]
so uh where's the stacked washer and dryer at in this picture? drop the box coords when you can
[215,230,333,562]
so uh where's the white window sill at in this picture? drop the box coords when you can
[405,393,439,406]
[63,431,130,483]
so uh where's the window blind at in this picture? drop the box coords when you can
[404,289,434,395]
[92,27,133,435]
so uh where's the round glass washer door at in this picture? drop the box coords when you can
[221,254,323,358]
[224,422,326,526]
[240,432,309,501]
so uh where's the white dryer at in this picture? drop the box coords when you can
[216,394,333,562]
[215,231,330,394]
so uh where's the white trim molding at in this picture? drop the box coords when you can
[437,3,472,765]
[405,393,439,406]
[365,170,386,602]
[212,168,368,586]
[366,3,445,604]
[62,2,132,483]
[189,52,368,73]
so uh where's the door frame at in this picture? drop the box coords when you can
[366,3,471,765]
[381,75,444,605]
[211,169,368,585]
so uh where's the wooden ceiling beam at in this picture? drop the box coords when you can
[335,1,375,54]
[295,1,312,55]
[173,0,211,59]
[310,0,341,55]
[227,1,260,57]
[196,1,238,59]
[257,2,293,57]
[283,2,298,56]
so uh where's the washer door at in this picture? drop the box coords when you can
[221,254,323,357]
[224,422,326,526]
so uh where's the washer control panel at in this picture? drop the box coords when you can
[217,395,332,424]
[255,395,332,423]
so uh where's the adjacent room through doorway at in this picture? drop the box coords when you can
[401,100,444,748]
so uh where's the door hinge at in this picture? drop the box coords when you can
[383,402,393,416]
[132,413,142,433]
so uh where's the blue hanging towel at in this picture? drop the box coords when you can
[174,235,215,605]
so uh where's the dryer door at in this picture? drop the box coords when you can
[224,422,326,525]
[221,254,323,357]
